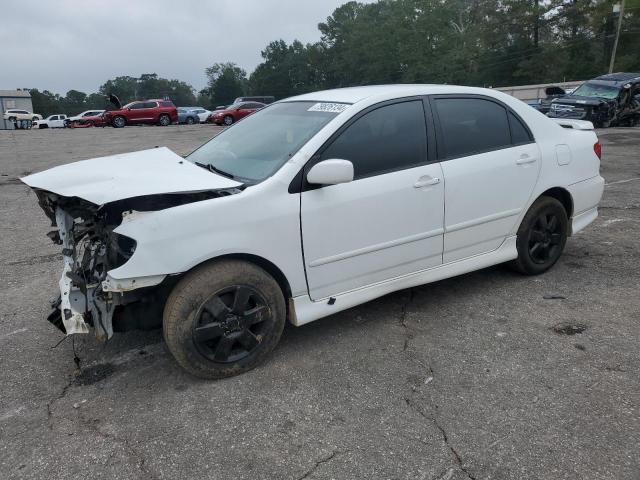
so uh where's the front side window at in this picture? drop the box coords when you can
[187,101,343,182]
[128,102,144,110]
[320,100,427,179]
[434,98,511,158]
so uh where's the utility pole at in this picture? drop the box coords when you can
[609,0,625,74]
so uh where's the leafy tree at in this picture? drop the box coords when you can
[248,40,326,98]
[204,63,247,107]
[98,74,196,105]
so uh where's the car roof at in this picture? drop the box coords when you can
[282,84,513,105]
[593,72,640,85]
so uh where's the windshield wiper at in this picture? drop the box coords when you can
[194,162,235,179]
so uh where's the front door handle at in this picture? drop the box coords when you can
[414,176,441,188]
[516,154,536,165]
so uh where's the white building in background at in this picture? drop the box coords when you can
[0,90,34,129]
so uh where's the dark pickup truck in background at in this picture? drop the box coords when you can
[547,72,640,128]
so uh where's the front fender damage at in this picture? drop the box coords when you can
[37,187,243,341]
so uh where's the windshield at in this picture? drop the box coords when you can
[186,101,345,182]
[571,82,620,99]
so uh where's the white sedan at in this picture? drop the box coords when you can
[33,114,68,128]
[22,85,604,379]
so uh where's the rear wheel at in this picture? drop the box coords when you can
[112,116,126,128]
[511,196,568,275]
[8,117,16,123]
[163,260,286,379]
[159,114,171,126]
[223,115,234,126]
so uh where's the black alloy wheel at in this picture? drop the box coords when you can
[186,116,195,125]
[527,212,563,265]
[163,259,286,379]
[193,285,272,363]
[512,196,568,275]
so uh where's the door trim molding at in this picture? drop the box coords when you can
[446,208,521,233]
[292,236,518,326]
[308,227,445,267]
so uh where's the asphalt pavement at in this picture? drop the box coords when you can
[0,124,638,480]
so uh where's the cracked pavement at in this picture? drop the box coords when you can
[1,125,639,479]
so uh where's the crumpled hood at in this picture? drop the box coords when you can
[552,95,610,107]
[21,147,241,205]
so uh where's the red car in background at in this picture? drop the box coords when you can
[103,95,178,128]
[67,113,106,128]
[209,102,265,125]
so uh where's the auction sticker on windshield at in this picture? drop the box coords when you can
[307,103,350,113]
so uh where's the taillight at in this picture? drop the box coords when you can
[594,141,601,160]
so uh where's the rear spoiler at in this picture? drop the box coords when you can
[551,119,594,130]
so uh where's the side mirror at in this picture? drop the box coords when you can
[307,159,354,186]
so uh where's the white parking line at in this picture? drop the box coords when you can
[0,327,28,341]
[605,177,640,186]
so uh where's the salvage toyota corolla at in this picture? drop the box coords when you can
[22,85,604,379]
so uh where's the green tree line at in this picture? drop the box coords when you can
[27,0,640,117]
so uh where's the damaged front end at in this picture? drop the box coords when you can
[21,146,245,341]
[40,192,138,340]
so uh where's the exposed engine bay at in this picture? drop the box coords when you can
[35,187,242,340]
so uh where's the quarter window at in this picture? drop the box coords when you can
[434,98,511,158]
[320,100,427,179]
[508,112,533,144]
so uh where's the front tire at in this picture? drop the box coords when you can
[186,116,195,125]
[163,260,286,379]
[112,116,126,128]
[159,114,171,126]
[223,115,234,126]
[512,196,568,275]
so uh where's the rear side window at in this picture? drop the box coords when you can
[434,98,510,158]
[508,112,533,144]
[320,100,427,179]
[143,101,158,108]
[159,101,174,107]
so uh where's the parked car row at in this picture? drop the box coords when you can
[5,94,275,130]
[527,72,640,128]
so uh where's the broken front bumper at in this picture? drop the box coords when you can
[52,207,116,340]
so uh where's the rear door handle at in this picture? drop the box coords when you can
[414,176,441,188]
[516,154,536,165]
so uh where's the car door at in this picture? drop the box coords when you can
[127,102,146,122]
[431,95,540,263]
[53,115,66,128]
[300,99,445,300]
[48,115,59,127]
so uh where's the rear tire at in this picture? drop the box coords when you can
[511,196,568,275]
[159,114,171,126]
[8,117,16,123]
[163,260,286,379]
